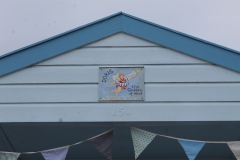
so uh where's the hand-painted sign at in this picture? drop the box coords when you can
[99,67,144,101]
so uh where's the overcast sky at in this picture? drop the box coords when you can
[0,0,240,56]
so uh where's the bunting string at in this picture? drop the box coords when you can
[1,127,240,160]
[19,129,114,155]
[132,127,240,144]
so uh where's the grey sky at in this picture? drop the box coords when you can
[0,0,240,56]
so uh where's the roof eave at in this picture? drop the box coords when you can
[1,12,240,77]
[0,13,123,77]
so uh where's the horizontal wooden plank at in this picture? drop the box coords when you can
[36,47,206,65]
[1,102,240,122]
[1,83,240,103]
[86,33,158,46]
[147,65,240,82]
[0,66,98,84]
[1,65,240,84]
[0,85,96,103]
[145,83,240,101]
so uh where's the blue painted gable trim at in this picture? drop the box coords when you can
[0,12,240,77]
[121,14,240,73]
[0,13,122,77]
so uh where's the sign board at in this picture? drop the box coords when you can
[99,67,144,101]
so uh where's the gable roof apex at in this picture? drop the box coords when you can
[0,12,123,59]
[1,12,240,77]
[121,12,240,54]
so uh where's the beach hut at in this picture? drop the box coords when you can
[1,12,240,160]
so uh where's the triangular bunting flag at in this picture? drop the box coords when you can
[228,142,240,160]
[0,152,20,160]
[130,127,157,159]
[41,147,69,160]
[178,140,205,160]
[89,130,113,160]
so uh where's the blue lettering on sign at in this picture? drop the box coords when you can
[102,69,113,82]
[128,85,143,96]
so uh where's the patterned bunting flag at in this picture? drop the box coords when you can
[0,152,20,160]
[41,147,69,160]
[89,130,113,160]
[130,127,157,159]
[178,140,205,160]
[228,142,240,160]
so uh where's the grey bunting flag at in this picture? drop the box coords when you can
[131,128,157,159]
[228,142,240,160]
[0,152,20,160]
[89,130,113,160]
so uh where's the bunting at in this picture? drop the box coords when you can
[0,127,240,160]
[178,140,205,160]
[228,142,240,160]
[130,127,156,159]
[41,147,69,160]
[0,152,20,160]
[89,130,113,160]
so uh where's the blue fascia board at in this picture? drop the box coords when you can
[1,12,240,77]
[122,15,240,73]
[0,12,123,59]
[122,12,240,54]
[0,14,122,77]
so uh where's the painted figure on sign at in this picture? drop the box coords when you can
[109,71,137,96]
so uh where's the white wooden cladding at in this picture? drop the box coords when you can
[36,47,206,65]
[1,65,240,84]
[1,102,240,122]
[1,33,240,122]
[86,33,158,47]
[1,83,240,103]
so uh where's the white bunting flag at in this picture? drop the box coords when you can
[228,142,240,160]
[0,152,20,160]
[131,127,156,159]
[41,147,69,160]
[178,140,205,160]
